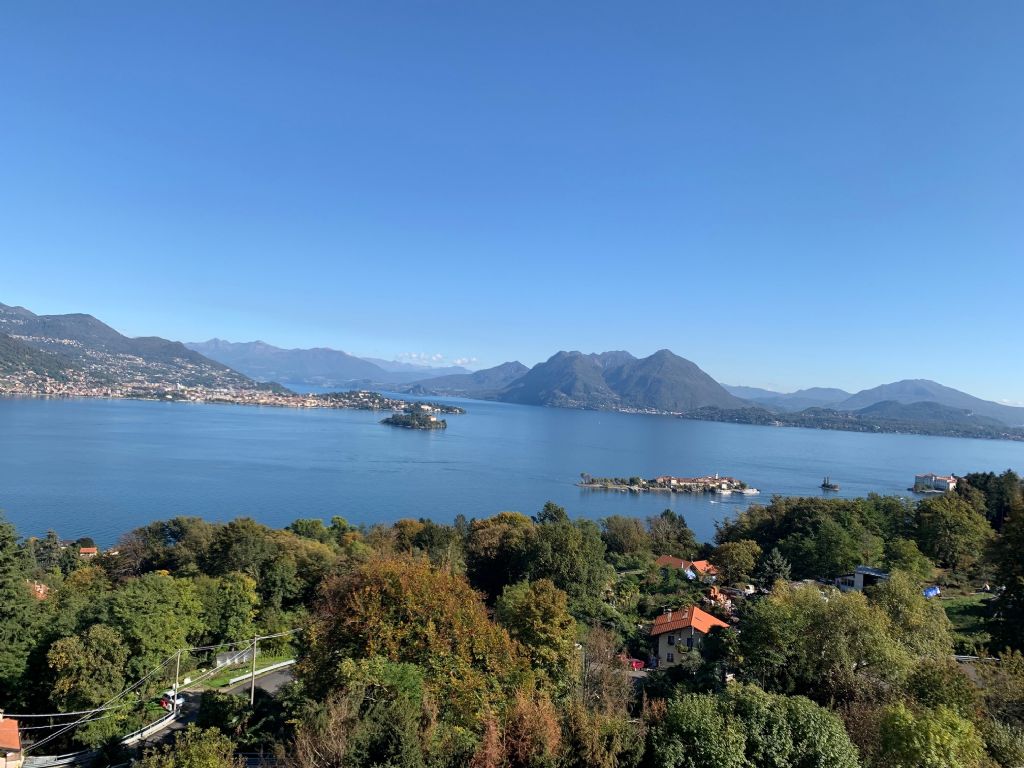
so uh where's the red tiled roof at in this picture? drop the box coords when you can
[650,605,729,637]
[0,718,21,752]
[79,546,98,555]
[654,556,718,577]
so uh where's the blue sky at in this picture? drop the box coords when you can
[2,2,1022,401]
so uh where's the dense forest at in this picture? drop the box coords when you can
[0,469,1022,767]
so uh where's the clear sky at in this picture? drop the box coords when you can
[2,2,1022,401]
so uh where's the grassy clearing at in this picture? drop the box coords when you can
[942,593,993,654]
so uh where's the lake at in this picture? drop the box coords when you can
[1,396,1023,546]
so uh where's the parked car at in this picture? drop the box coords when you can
[160,690,185,711]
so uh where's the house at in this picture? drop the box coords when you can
[78,546,98,558]
[654,555,718,582]
[649,605,729,667]
[914,473,957,493]
[835,565,890,593]
[0,715,22,768]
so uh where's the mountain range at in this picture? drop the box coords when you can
[724,379,1024,427]
[186,339,471,388]
[407,350,1024,432]
[0,302,264,390]
[497,350,743,411]
[2,299,1022,438]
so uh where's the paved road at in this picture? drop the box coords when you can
[225,668,295,696]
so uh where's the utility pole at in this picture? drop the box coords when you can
[173,649,182,713]
[249,635,258,707]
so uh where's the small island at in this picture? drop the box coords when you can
[382,407,448,430]
[578,472,758,495]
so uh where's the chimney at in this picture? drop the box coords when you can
[664,608,672,619]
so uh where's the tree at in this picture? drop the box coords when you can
[879,702,986,768]
[194,572,259,646]
[561,700,645,768]
[868,570,954,658]
[110,572,203,677]
[136,725,242,768]
[712,540,761,585]
[738,583,912,703]
[495,579,578,695]
[646,692,746,768]
[501,688,562,768]
[754,547,791,590]
[581,625,635,719]
[961,470,1023,531]
[989,512,1024,649]
[465,512,536,600]
[528,512,610,609]
[646,685,859,768]
[34,530,63,573]
[48,625,132,746]
[914,495,994,571]
[601,516,650,557]
[286,518,334,545]
[49,624,128,707]
[0,514,38,701]
[906,658,980,718]
[647,510,698,559]
[47,565,112,638]
[883,538,934,580]
[301,556,527,727]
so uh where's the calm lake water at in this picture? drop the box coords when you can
[2,396,1023,546]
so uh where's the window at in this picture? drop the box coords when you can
[667,635,675,645]
[667,652,674,663]
[687,636,694,649]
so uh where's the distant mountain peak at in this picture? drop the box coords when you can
[499,348,741,412]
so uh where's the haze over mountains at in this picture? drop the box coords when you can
[186,339,471,388]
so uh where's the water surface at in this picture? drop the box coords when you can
[1,397,1021,545]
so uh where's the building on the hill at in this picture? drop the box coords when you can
[835,565,890,593]
[654,555,719,582]
[913,473,957,492]
[649,605,729,667]
[0,715,22,768]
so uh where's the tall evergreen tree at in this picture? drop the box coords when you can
[755,547,792,590]
[0,515,39,703]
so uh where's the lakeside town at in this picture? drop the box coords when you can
[0,369,465,415]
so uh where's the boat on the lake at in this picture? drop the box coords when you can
[821,476,840,491]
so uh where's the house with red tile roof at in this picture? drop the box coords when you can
[78,546,98,558]
[654,555,719,582]
[649,605,729,668]
[0,716,22,768]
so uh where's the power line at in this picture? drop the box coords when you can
[24,655,175,754]
[21,629,301,754]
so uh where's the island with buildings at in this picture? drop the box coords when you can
[578,472,758,495]
[381,405,449,430]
